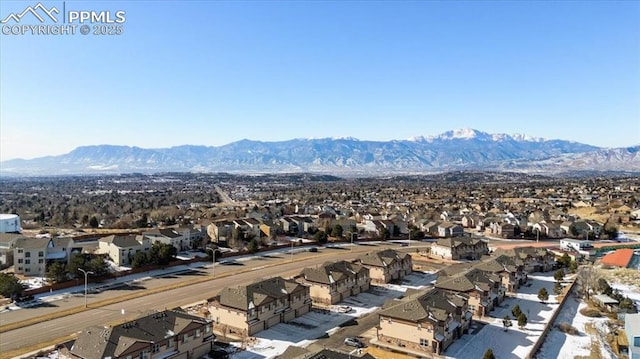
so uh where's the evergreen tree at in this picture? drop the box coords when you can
[46,261,67,283]
[483,348,495,359]
[512,304,522,318]
[518,312,528,329]
[538,287,549,303]
[0,273,24,300]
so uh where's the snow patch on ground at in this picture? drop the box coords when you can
[445,273,559,359]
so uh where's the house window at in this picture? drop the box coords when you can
[634,336,640,347]
[151,344,159,353]
[181,334,187,344]
[17,259,22,264]
[417,324,421,330]
[167,339,174,349]
[18,266,22,271]
[25,259,30,264]
[38,259,44,264]
[38,251,44,257]
[18,249,23,254]
[195,329,201,337]
[25,252,31,258]
[206,324,211,333]
[420,338,429,347]
[25,268,30,272]
[139,351,149,359]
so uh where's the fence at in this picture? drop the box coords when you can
[525,278,578,359]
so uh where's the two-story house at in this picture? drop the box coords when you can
[97,235,152,267]
[475,255,526,292]
[494,246,556,273]
[61,309,213,359]
[437,222,464,238]
[354,249,412,284]
[207,220,235,245]
[13,237,74,277]
[430,237,489,260]
[208,276,311,338]
[377,288,472,355]
[296,260,370,305]
[143,228,191,252]
[435,268,504,317]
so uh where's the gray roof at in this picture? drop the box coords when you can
[70,310,208,359]
[14,237,50,250]
[434,237,484,248]
[436,268,499,293]
[217,276,307,311]
[99,235,146,248]
[357,249,409,267]
[302,261,368,285]
[0,233,25,246]
[379,288,466,323]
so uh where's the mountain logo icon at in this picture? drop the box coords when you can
[1,2,60,23]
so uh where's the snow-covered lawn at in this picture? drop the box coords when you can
[228,273,434,359]
[536,297,612,359]
[445,273,560,359]
[537,280,640,359]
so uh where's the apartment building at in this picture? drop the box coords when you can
[297,260,370,305]
[377,288,472,355]
[97,235,151,266]
[61,310,213,359]
[435,268,504,317]
[354,249,412,284]
[430,237,489,260]
[208,276,311,338]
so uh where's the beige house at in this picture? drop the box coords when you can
[430,237,488,260]
[13,237,49,276]
[474,255,526,292]
[97,235,151,266]
[13,237,74,277]
[143,228,191,252]
[435,268,504,317]
[297,260,370,305]
[355,249,412,284]
[208,276,311,338]
[206,220,235,244]
[61,309,213,359]
[494,246,556,273]
[377,288,472,355]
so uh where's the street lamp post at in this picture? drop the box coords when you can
[205,248,216,277]
[78,268,94,308]
[291,240,294,262]
[350,232,355,251]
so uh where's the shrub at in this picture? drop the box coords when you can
[557,322,580,335]
[580,307,602,318]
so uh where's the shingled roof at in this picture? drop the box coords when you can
[357,249,408,267]
[434,237,484,248]
[379,288,465,323]
[301,261,367,285]
[69,310,208,359]
[99,234,147,248]
[217,276,306,311]
[435,268,499,293]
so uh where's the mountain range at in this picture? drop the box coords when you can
[1,129,638,176]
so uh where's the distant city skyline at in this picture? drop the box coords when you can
[1,1,639,161]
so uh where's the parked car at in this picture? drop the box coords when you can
[337,305,352,313]
[308,247,318,252]
[344,337,364,348]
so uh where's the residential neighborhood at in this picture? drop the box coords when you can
[0,172,639,359]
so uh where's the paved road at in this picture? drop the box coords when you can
[0,243,407,357]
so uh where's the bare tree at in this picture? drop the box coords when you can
[576,265,599,300]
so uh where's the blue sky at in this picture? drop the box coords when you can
[1,0,639,161]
